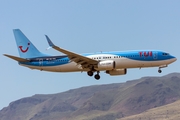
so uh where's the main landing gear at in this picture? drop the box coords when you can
[87,71,100,80]
[94,71,100,80]
[87,71,93,76]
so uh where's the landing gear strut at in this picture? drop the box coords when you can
[158,65,167,73]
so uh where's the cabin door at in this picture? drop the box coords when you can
[39,59,43,66]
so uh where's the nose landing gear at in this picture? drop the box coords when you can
[158,69,162,73]
[158,65,167,73]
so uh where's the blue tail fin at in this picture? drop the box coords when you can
[13,29,47,58]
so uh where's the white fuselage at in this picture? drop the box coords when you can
[20,54,177,72]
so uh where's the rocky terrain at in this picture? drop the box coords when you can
[1,73,180,120]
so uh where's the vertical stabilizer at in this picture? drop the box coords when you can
[13,29,46,58]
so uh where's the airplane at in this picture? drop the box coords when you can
[4,29,177,80]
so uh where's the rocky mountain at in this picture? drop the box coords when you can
[1,73,180,120]
[119,99,180,120]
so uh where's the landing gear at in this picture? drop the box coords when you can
[158,69,162,73]
[94,71,100,80]
[87,71,93,76]
[94,74,100,80]
[87,71,100,80]
[158,65,167,73]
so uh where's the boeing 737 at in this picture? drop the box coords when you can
[4,29,177,80]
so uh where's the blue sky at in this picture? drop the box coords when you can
[1,1,180,109]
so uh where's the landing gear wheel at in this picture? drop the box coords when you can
[158,69,162,73]
[87,71,93,76]
[94,74,100,80]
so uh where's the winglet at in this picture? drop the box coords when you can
[45,35,55,47]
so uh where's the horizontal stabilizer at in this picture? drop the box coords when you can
[3,54,30,62]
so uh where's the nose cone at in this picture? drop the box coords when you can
[171,56,177,62]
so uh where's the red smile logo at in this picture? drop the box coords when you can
[19,43,30,53]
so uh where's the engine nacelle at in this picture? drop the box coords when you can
[106,69,127,76]
[97,60,115,70]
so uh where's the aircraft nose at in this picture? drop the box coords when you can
[172,56,177,62]
[174,57,177,61]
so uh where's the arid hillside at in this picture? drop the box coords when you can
[1,73,180,120]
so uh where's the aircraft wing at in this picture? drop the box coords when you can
[45,35,98,68]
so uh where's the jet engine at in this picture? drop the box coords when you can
[97,60,115,70]
[106,69,127,76]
